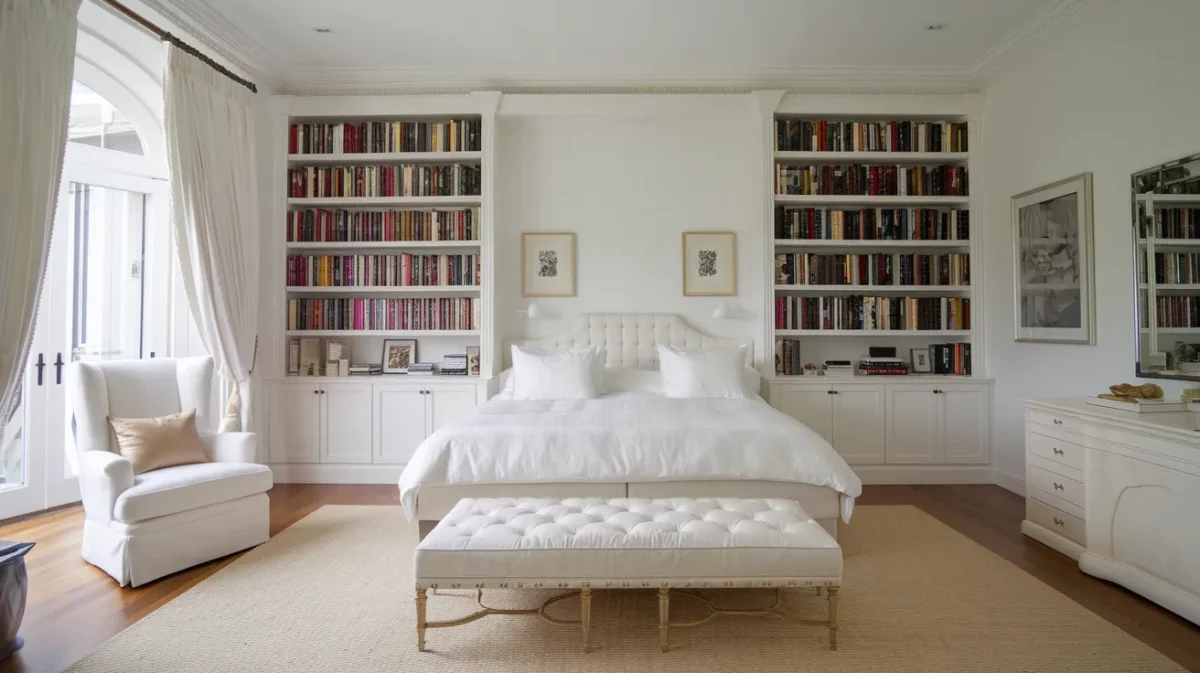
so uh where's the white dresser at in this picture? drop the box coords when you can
[1022,399,1200,625]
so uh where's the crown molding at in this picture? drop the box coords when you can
[130,0,283,86]
[281,64,977,96]
[969,0,1105,84]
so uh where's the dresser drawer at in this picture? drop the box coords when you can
[1027,498,1085,544]
[1027,408,1081,434]
[1028,431,1086,472]
[1028,464,1085,508]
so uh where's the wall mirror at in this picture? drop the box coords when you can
[1133,151,1200,380]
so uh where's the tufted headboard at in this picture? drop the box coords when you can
[513,313,752,370]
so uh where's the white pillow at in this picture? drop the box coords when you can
[510,345,603,400]
[657,345,748,399]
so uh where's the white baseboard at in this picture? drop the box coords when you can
[993,469,1026,495]
[269,463,403,484]
[852,465,995,485]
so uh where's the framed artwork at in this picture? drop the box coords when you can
[683,231,737,296]
[910,348,932,373]
[466,346,481,377]
[522,232,576,297]
[381,339,417,374]
[1012,173,1095,344]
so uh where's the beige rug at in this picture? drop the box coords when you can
[64,505,1182,672]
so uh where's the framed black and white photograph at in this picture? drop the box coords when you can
[522,232,576,297]
[381,339,417,374]
[683,231,737,296]
[1012,173,1095,344]
[910,348,932,373]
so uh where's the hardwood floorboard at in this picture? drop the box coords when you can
[0,484,1194,673]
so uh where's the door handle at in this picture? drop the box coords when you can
[55,353,64,384]
[35,353,45,386]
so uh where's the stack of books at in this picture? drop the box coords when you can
[440,354,468,376]
[407,363,436,376]
[823,360,856,378]
[348,364,382,376]
[858,357,909,376]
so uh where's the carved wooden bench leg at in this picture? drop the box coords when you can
[580,588,592,653]
[416,586,428,652]
[658,588,670,652]
[827,587,839,651]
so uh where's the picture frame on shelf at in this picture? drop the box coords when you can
[287,338,301,376]
[466,346,481,377]
[683,231,737,296]
[1012,173,1095,344]
[910,348,932,373]
[299,338,320,377]
[522,232,576,297]
[381,339,417,374]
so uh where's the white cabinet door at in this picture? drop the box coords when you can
[938,384,991,464]
[320,382,374,464]
[373,384,427,465]
[268,383,321,463]
[426,385,479,434]
[831,385,886,465]
[771,384,833,444]
[885,385,940,464]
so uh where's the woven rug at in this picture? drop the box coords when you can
[64,505,1182,672]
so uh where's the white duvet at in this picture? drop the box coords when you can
[398,393,863,522]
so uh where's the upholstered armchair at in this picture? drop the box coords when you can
[65,356,272,587]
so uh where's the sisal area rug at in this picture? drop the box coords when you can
[65,505,1182,672]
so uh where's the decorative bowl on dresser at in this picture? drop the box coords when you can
[1021,399,1200,625]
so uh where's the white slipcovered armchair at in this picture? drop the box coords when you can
[65,356,272,587]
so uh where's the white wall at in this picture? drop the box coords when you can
[981,0,1200,483]
[494,96,764,361]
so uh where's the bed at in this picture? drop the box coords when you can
[398,313,862,538]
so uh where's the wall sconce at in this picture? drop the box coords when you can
[517,303,541,319]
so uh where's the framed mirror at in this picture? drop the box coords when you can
[1132,151,1200,380]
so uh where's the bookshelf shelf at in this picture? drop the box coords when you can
[774,195,969,206]
[287,196,483,208]
[1138,283,1200,291]
[285,285,481,294]
[776,329,971,337]
[774,151,968,164]
[288,151,482,165]
[286,241,480,250]
[1140,327,1200,334]
[1137,194,1200,204]
[285,330,481,337]
[774,239,968,248]
[1138,238,1200,248]
[775,284,970,293]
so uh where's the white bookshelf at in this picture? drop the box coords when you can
[1138,196,1200,342]
[758,96,982,378]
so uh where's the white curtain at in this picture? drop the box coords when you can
[163,45,259,432]
[0,0,82,429]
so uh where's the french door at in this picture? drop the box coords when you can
[0,156,167,519]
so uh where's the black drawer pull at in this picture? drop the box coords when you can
[1053,517,1065,527]
[1052,447,1064,456]
[1053,419,1063,425]
[1053,482,1064,491]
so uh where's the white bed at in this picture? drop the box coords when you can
[398,314,862,537]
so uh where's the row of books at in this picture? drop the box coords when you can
[1151,295,1200,329]
[775,207,969,241]
[1152,253,1200,285]
[286,254,479,288]
[286,208,479,243]
[775,295,970,331]
[774,339,807,376]
[776,164,968,197]
[775,120,968,153]
[775,253,970,286]
[930,343,972,376]
[1143,208,1200,240]
[288,120,481,155]
[858,357,909,376]
[286,297,479,331]
[287,164,482,199]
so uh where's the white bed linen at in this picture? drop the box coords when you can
[398,392,862,523]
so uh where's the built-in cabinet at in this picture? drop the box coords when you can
[1022,399,1200,626]
[267,378,483,470]
[768,379,991,466]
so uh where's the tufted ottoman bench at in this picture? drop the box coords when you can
[413,496,842,653]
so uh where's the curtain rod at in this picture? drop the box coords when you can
[102,0,259,94]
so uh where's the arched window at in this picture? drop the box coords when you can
[68,80,146,155]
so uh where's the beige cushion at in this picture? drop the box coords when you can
[113,462,274,523]
[108,409,210,475]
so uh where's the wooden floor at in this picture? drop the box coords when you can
[1,484,1196,673]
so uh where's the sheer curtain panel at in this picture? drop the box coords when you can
[164,45,260,433]
[0,0,82,426]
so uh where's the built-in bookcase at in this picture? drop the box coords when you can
[272,94,500,380]
[759,97,982,378]
[1137,195,1200,351]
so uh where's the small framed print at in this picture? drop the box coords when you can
[381,339,417,374]
[910,348,932,373]
[683,231,736,296]
[466,346,481,377]
[522,232,576,297]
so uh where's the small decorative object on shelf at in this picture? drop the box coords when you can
[802,363,819,376]
[348,364,382,376]
[466,346,481,377]
[407,362,436,376]
[682,231,737,296]
[381,339,417,374]
[1088,383,1184,412]
[440,354,468,376]
[522,232,576,297]
[823,360,855,378]
[910,348,932,373]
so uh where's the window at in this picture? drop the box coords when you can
[68,81,145,155]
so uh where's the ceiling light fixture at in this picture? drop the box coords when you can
[925,23,949,31]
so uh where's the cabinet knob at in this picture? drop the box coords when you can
[1053,517,1065,527]
[1052,447,1064,456]
[1053,482,1064,491]
[313,390,318,395]
[1053,419,1063,425]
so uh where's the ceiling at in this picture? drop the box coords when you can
[146,0,1097,92]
